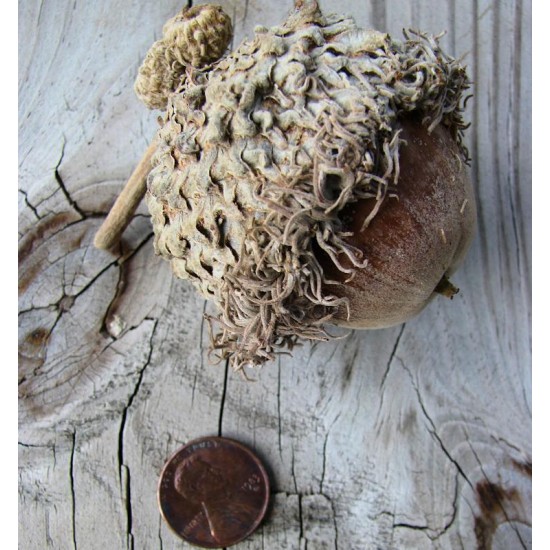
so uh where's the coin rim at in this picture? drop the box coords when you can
[157,435,271,548]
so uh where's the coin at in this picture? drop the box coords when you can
[158,436,270,548]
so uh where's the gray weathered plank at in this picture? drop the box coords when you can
[19,0,532,548]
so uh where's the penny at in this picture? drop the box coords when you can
[158,436,270,548]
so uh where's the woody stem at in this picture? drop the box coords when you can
[93,139,156,250]
[434,275,459,299]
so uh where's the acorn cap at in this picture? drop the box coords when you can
[134,4,233,110]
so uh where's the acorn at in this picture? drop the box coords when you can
[95,1,475,371]
[323,112,476,329]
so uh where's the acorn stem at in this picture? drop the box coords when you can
[93,139,156,250]
[434,275,459,299]
[294,0,320,11]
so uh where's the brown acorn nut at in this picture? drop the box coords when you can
[322,114,476,329]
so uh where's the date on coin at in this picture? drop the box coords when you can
[158,436,270,548]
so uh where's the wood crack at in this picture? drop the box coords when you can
[294,493,339,550]
[341,338,360,391]
[121,464,134,550]
[320,433,328,494]
[55,139,85,219]
[491,435,525,457]
[511,0,530,293]
[21,249,116,322]
[277,355,283,458]
[217,357,230,436]
[396,358,472,541]
[117,319,158,548]
[320,411,341,494]
[157,514,164,550]
[434,469,461,541]
[69,430,77,550]
[376,324,406,426]
[18,440,53,448]
[19,189,40,220]
[393,522,430,531]
[45,255,120,340]
[379,323,406,390]
[380,507,432,540]
[328,497,339,550]
[391,470,460,542]
[297,494,304,543]
[401,358,473,489]
[291,446,298,494]
[100,232,154,338]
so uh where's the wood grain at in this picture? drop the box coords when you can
[19,0,532,548]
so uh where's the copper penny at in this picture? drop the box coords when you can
[158,436,270,548]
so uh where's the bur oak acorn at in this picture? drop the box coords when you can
[95,0,476,371]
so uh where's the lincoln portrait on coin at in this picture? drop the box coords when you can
[172,448,264,544]
[174,454,231,502]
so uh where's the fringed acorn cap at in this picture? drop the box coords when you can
[134,4,233,110]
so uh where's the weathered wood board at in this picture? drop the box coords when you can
[19,0,532,548]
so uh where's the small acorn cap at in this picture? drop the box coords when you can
[134,40,185,110]
[162,4,233,67]
[134,4,233,110]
